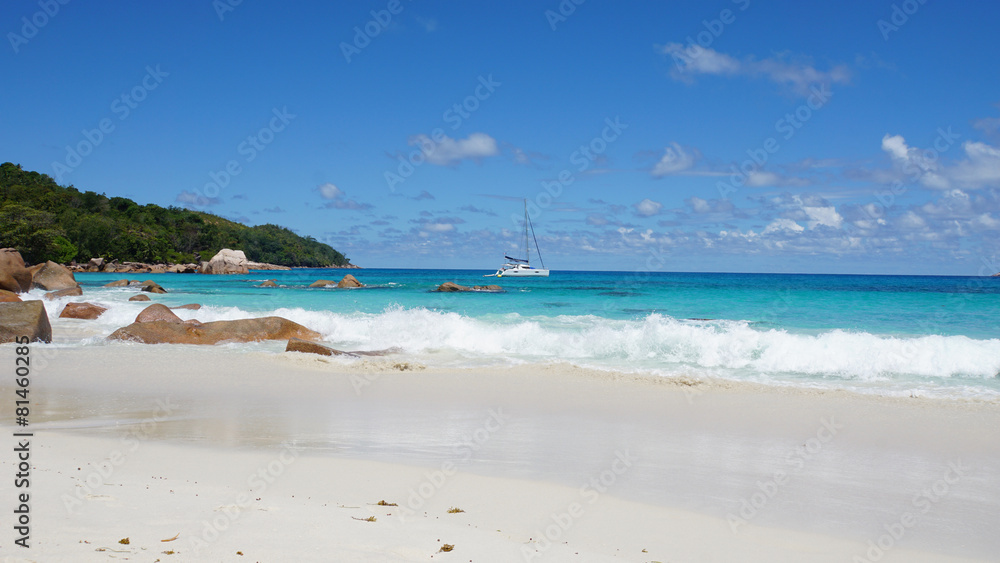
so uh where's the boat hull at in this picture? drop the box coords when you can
[497,268,549,277]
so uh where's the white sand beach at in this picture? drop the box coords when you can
[2,345,999,562]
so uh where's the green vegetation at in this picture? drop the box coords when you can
[0,162,349,267]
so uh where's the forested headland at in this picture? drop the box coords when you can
[0,162,349,267]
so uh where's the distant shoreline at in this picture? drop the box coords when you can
[291,264,362,269]
[64,259,360,274]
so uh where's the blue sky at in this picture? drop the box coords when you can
[3,0,999,274]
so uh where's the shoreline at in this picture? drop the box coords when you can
[60,260,359,274]
[522,360,1000,408]
[40,309,1000,405]
[27,282,1000,405]
[14,265,998,403]
[5,345,999,561]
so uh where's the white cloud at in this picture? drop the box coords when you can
[411,216,464,234]
[318,183,343,200]
[634,198,663,217]
[880,133,949,189]
[409,132,499,166]
[949,141,1000,188]
[898,211,927,230]
[643,143,809,185]
[973,213,1000,230]
[744,170,810,188]
[685,196,736,215]
[688,196,711,213]
[317,182,371,210]
[880,134,1000,190]
[745,171,783,187]
[763,218,805,234]
[659,44,850,95]
[881,134,910,162]
[651,143,695,176]
[803,206,843,229]
[663,44,741,76]
[921,189,972,216]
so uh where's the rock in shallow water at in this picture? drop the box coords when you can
[0,289,21,303]
[0,300,52,343]
[285,337,342,356]
[139,280,167,294]
[134,303,184,324]
[44,287,83,300]
[31,261,80,291]
[199,249,249,275]
[59,302,107,319]
[108,316,321,345]
[0,249,32,293]
[284,338,403,357]
[337,274,363,288]
[307,275,364,288]
[434,282,502,292]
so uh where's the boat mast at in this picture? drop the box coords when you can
[523,199,545,269]
[523,199,530,266]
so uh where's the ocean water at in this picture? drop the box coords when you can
[35,268,1000,401]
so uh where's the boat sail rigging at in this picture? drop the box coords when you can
[490,199,550,277]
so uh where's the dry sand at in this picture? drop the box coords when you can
[1,345,998,562]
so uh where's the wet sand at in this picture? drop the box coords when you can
[1,345,998,561]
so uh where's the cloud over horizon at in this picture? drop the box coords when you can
[317,182,372,210]
[408,132,500,166]
[634,198,663,217]
[659,44,851,95]
[651,143,696,176]
[880,133,1000,190]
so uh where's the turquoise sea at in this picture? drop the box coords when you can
[48,269,1000,401]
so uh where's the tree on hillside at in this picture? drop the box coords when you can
[0,161,350,266]
[0,203,77,263]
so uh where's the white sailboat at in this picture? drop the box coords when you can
[491,199,549,277]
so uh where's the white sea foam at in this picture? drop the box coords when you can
[42,295,1000,394]
[195,306,1000,381]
